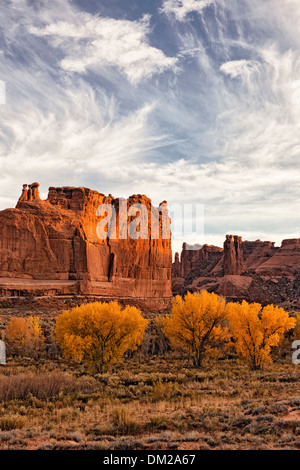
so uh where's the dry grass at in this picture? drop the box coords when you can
[0,353,299,450]
[0,371,96,401]
[0,307,299,450]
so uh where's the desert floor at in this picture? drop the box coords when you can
[0,298,299,451]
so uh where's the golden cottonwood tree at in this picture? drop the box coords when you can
[160,291,228,367]
[5,316,44,358]
[55,301,148,373]
[226,300,296,370]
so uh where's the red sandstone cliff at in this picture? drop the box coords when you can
[172,235,300,305]
[224,235,244,275]
[0,183,172,302]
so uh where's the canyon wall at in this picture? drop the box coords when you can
[172,235,300,305]
[0,183,172,305]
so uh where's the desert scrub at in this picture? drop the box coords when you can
[0,415,25,431]
[0,371,97,401]
[152,379,182,402]
[110,406,143,435]
[0,348,299,449]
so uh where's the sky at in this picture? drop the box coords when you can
[1,0,300,254]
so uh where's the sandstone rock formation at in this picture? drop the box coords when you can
[172,235,300,305]
[175,242,223,279]
[0,183,172,306]
[224,235,244,275]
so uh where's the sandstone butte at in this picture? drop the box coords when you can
[172,235,300,305]
[0,183,172,308]
[1,183,300,309]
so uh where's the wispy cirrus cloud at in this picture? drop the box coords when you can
[1,0,300,252]
[0,81,5,104]
[29,13,178,84]
[0,0,179,206]
[161,0,214,21]
[220,60,260,80]
[156,0,300,248]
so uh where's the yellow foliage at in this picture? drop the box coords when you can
[159,290,229,367]
[55,301,148,372]
[5,316,44,358]
[226,300,296,370]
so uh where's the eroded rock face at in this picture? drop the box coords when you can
[224,235,244,275]
[172,234,300,304]
[0,184,172,304]
[255,239,300,277]
[174,243,224,280]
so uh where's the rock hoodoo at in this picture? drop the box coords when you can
[0,183,172,305]
[224,235,244,275]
